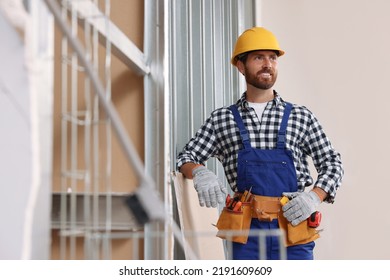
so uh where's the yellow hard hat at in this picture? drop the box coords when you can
[231,27,285,66]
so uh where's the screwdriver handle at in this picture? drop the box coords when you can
[232,201,242,212]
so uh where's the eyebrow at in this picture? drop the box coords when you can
[251,52,278,58]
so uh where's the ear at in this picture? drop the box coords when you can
[236,60,245,76]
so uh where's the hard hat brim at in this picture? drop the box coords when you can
[231,48,285,66]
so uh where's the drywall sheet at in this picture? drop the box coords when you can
[171,172,224,260]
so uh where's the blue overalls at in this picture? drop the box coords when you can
[229,102,314,260]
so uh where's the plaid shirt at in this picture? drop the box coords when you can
[177,92,344,203]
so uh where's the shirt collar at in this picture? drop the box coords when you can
[237,90,285,109]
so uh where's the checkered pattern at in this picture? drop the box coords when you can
[177,92,344,203]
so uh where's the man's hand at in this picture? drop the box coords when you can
[282,191,321,226]
[192,166,227,207]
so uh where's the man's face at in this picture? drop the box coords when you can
[240,50,278,90]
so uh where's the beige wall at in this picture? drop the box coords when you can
[261,0,390,259]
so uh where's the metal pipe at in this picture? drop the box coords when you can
[69,0,78,259]
[103,0,113,260]
[59,0,69,260]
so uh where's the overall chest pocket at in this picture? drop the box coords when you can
[237,159,291,196]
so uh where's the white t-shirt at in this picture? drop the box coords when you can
[248,101,267,120]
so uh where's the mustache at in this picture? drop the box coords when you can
[257,69,273,75]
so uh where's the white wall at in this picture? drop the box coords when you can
[260,0,390,259]
[0,9,32,259]
[0,2,53,259]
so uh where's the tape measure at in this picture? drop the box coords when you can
[280,196,322,228]
[308,211,322,228]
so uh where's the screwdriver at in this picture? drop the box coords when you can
[225,194,231,207]
[228,196,239,210]
[232,201,242,211]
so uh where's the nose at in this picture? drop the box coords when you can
[263,57,272,68]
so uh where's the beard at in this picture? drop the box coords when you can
[244,67,277,90]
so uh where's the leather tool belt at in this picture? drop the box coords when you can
[215,193,320,246]
[251,194,281,221]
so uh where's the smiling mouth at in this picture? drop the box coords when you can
[259,72,272,79]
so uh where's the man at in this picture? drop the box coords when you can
[176,27,344,260]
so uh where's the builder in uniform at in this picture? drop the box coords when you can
[176,27,344,260]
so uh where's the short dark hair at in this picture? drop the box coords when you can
[237,52,249,64]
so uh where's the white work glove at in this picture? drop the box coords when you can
[282,191,321,226]
[192,166,227,208]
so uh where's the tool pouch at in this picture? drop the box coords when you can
[215,201,252,244]
[278,214,320,246]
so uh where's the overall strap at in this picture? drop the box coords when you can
[230,102,293,150]
[229,105,252,149]
[277,102,292,149]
